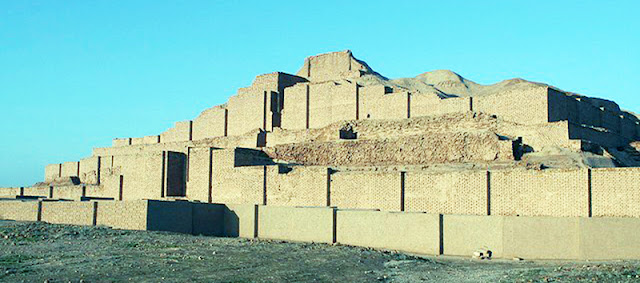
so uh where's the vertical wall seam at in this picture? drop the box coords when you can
[407,93,411,118]
[263,91,268,130]
[208,148,213,203]
[332,208,337,244]
[49,186,53,199]
[305,85,310,129]
[188,121,193,141]
[253,204,259,238]
[58,164,62,178]
[186,147,191,182]
[36,201,42,222]
[486,170,491,216]
[224,109,229,137]
[118,175,124,201]
[355,84,360,120]
[161,152,166,198]
[326,168,332,207]
[438,214,444,255]
[469,96,474,112]
[262,166,267,205]
[97,156,101,185]
[400,171,406,211]
[82,185,86,198]
[77,161,80,177]
[587,168,592,217]
[92,202,98,226]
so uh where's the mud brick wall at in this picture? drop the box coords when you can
[94,140,190,157]
[161,120,192,143]
[191,202,225,236]
[297,51,364,82]
[79,156,100,184]
[0,201,40,221]
[41,201,95,225]
[308,82,358,129]
[186,147,213,202]
[436,97,471,115]
[0,187,19,197]
[213,166,265,204]
[130,137,145,145]
[265,166,328,207]
[227,89,270,136]
[146,200,193,233]
[211,149,265,204]
[51,185,84,200]
[475,87,549,124]
[165,152,186,197]
[591,168,640,217]
[330,171,401,211]
[257,206,335,244]
[45,164,60,181]
[490,169,589,217]
[223,203,258,238]
[101,152,166,201]
[409,92,445,117]
[405,171,487,215]
[23,186,50,198]
[192,106,227,140]
[84,185,116,200]
[548,88,573,123]
[61,161,79,178]
[568,123,623,147]
[129,136,160,145]
[281,83,308,130]
[95,200,148,230]
[359,85,409,120]
[307,82,333,129]
[577,99,602,127]
[337,210,441,255]
[112,138,131,147]
[332,83,359,122]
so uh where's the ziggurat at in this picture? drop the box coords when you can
[1,50,640,260]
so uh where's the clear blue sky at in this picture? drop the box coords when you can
[1,1,638,186]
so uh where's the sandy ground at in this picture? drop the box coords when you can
[0,221,639,282]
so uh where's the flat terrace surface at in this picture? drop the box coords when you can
[0,221,638,282]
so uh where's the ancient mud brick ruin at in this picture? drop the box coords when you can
[2,50,640,260]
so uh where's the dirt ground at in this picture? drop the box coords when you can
[0,221,638,282]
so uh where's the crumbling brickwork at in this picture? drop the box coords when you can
[161,120,192,143]
[265,166,327,207]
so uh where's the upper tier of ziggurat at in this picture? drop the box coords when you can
[4,50,640,219]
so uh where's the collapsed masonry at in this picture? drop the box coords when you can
[2,50,640,218]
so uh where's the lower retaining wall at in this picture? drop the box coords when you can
[336,210,440,255]
[257,206,335,244]
[0,201,40,221]
[41,201,96,226]
[2,201,640,260]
